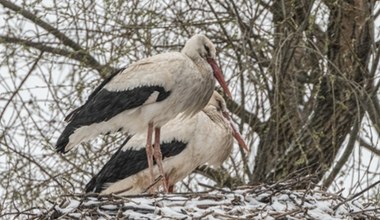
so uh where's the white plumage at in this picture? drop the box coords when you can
[56,34,232,192]
[85,91,248,195]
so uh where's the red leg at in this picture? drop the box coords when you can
[146,122,154,188]
[153,127,169,193]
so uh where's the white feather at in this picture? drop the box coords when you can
[99,92,233,195]
[64,35,218,150]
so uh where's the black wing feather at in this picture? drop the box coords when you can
[56,79,171,153]
[85,139,187,193]
[67,86,170,125]
[65,67,127,122]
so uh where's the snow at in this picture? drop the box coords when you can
[31,182,379,220]
[54,199,80,214]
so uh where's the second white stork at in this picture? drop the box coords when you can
[56,34,232,192]
[85,91,248,195]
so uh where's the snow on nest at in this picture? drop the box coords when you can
[30,180,379,220]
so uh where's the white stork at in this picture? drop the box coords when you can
[85,91,248,195]
[56,34,231,192]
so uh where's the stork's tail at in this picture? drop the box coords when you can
[85,137,131,193]
[56,124,77,153]
[85,177,99,193]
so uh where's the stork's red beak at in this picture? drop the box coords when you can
[231,123,249,153]
[207,58,232,98]
[222,111,249,153]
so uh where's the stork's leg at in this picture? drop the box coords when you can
[146,122,155,188]
[153,127,169,193]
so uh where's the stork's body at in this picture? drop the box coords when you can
[56,34,231,192]
[85,92,247,195]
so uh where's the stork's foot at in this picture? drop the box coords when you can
[146,122,155,192]
[153,127,169,193]
[154,151,169,193]
[160,174,169,193]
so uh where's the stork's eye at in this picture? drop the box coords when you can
[216,100,223,111]
[204,45,210,55]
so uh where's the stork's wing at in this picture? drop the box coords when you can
[63,84,171,126]
[64,53,186,124]
[65,67,126,122]
[85,139,187,193]
[56,53,189,153]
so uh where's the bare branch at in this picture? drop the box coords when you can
[322,117,361,188]
[225,97,265,134]
[0,35,114,74]
[0,0,112,75]
[333,179,380,210]
[0,51,43,121]
[194,165,244,188]
[0,0,81,52]
[358,137,380,156]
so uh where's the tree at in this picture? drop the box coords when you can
[0,0,379,214]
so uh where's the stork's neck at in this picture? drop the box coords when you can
[179,48,213,80]
[178,54,215,118]
[181,48,203,64]
[203,107,230,131]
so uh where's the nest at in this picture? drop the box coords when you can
[17,177,380,219]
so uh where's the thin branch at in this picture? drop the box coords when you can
[0,0,81,49]
[358,137,380,156]
[0,0,112,75]
[194,165,244,188]
[333,179,380,211]
[225,97,265,134]
[1,140,66,191]
[322,117,361,188]
[0,36,78,60]
[0,51,43,121]
[0,35,114,74]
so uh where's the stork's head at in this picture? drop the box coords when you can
[206,91,249,153]
[182,34,232,98]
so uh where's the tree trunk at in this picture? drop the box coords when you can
[252,0,372,186]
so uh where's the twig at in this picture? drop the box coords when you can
[193,210,214,220]
[350,208,380,215]
[272,208,303,219]
[333,180,380,211]
[0,0,110,74]
[0,52,43,121]
[358,137,380,157]
[0,35,112,75]
[323,116,361,188]
[198,182,230,193]
[143,175,163,193]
